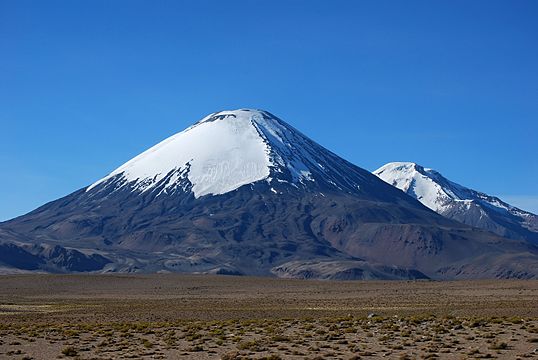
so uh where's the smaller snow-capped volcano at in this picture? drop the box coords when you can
[374,162,472,212]
[88,109,378,199]
[374,162,538,242]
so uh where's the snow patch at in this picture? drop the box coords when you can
[88,110,271,197]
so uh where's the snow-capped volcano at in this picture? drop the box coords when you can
[374,162,538,243]
[88,109,368,198]
[2,111,538,279]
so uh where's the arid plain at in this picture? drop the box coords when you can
[1,275,537,359]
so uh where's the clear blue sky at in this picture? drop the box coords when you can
[1,0,537,221]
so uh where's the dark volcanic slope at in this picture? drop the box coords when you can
[1,110,537,279]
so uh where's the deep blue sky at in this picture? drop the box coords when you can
[1,0,537,220]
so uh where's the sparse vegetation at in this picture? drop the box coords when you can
[489,341,509,350]
[61,346,77,356]
[1,276,538,359]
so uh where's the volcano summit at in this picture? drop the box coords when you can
[1,109,537,279]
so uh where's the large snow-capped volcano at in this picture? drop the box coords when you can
[374,162,538,243]
[88,109,368,198]
[2,111,538,279]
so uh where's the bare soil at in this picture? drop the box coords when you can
[0,275,537,359]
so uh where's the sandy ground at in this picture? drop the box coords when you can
[0,275,537,359]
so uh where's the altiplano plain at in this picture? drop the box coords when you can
[1,275,538,359]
